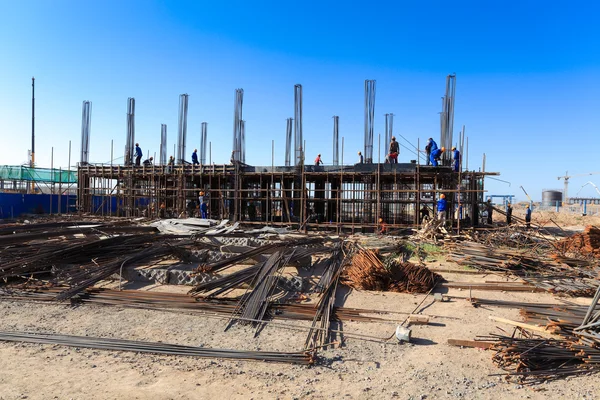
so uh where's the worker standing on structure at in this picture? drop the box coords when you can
[430,147,445,167]
[314,154,323,166]
[143,157,153,166]
[192,149,199,165]
[437,194,447,224]
[486,199,493,225]
[506,203,513,225]
[134,143,143,166]
[451,146,461,172]
[425,138,437,166]
[358,151,363,164]
[200,201,208,219]
[420,206,430,224]
[525,204,532,229]
[388,136,399,164]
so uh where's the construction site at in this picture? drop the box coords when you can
[2,75,600,400]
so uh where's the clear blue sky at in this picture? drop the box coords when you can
[1,1,599,201]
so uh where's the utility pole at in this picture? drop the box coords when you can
[31,77,35,193]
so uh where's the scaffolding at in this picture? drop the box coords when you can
[76,162,497,231]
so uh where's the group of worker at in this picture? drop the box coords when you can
[486,199,532,228]
[351,137,461,170]
[132,143,205,167]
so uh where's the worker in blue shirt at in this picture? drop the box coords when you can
[430,147,445,167]
[134,143,143,166]
[437,194,447,224]
[452,146,461,172]
[192,149,199,165]
[425,138,437,166]
[200,201,208,219]
[525,204,532,229]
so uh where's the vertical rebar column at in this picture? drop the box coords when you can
[124,98,135,165]
[332,116,339,166]
[232,89,244,162]
[364,80,376,163]
[240,120,246,163]
[439,74,456,163]
[177,94,189,164]
[200,122,208,165]
[285,118,293,167]
[384,113,393,159]
[293,84,303,166]
[80,101,92,164]
[159,124,167,165]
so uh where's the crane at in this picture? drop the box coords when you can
[557,171,600,204]
[576,181,600,197]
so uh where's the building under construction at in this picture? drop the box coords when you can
[76,161,497,232]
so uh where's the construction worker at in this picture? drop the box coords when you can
[230,150,236,164]
[134,143,143,166]
[437,194,447,224]
[166,155,175,173]
[430,147,445,167]
[388,136,399,164]
[192,149,199,165]
[358,151,363,164]
[143,156,153,166]
[425,138,437,166]
[452,146,461,172]
[525,204,532,229]
[486,199,493,224]
[506,203,513,225]
[200,201,208,219]
[378,217,387,235]
[314,154,323,166]
[420,206,430,224]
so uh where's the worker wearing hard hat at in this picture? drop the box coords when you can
[378,217,387,235]
[430,147,445,167]
[437,194,447,224]
[451,146,461,172]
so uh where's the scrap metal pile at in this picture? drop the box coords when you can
[342,248,441,293]
[470,286,600,384]
[446,236,600,296]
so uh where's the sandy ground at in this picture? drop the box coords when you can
[1,257,600,400]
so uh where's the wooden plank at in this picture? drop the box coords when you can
[447,339,493,349]
[488,316,556,334]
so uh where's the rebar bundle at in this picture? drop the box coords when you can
[343,249,440,293]
[177,94,189,164]
[294,84,303,166]
[0,331,313,365]
[364,80,376,163]
[80,101,92,164]
[160,123,167,165]
[124,97,135,165]
[384,113,393,158]
[199,122,208,165]
[232,88,244,163]
[439,74,456,163]
[332,116,339,166]
[285,117,293,166]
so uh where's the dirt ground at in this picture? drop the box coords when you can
[1,256,600,400]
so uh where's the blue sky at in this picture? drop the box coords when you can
[1,1,599,200]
